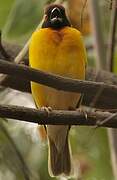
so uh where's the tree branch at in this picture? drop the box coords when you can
[2,66,117,91]
[0,59,117,109]
[0,59,116,93]
[0,104,117,128]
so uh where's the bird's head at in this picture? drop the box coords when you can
[42,4,71,29]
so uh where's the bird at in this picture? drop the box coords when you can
[29,4,87,177]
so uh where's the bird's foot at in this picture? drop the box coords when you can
[77,108,88,120]
[40,106,52,115]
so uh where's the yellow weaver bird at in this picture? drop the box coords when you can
[29,4,87,177]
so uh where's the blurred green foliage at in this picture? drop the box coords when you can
[3,0,48,43]
[0,0,14,29]
[70,126,113,180]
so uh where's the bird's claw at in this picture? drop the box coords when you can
[41,106,52,115]
[77,108,88,120]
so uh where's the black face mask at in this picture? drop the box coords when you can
[42,5,71,29]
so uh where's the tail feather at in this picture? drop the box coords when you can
[48,135,71,177]
[63,138,71,175]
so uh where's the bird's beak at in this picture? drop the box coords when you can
[50,7,63,24]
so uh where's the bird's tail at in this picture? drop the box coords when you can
[48,134,72,177]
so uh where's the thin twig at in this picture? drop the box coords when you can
[107,0,117,71]
[0,21,43,85]
[14,21,43,64]
[88,0,108,110]
[96,112,117,128]
[80,0,88,32]
[89,0,106,69]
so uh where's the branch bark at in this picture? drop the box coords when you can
[0,104,117,128]
[0,59,117,109]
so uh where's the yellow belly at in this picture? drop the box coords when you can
[31,84,81,109]
[29,27,86,110]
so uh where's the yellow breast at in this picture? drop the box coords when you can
[29,27,86,109]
